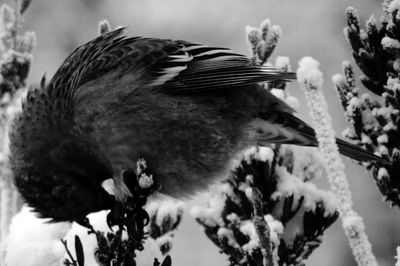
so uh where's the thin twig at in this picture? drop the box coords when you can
[250,187,273,266]
[60,239,78,266]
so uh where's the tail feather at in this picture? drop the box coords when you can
[257,108,388,164]
[335,138,388,164]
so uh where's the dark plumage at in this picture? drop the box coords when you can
[9,28,385,222]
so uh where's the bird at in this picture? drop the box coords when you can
[9,28,386,223]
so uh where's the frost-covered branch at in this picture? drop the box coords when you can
[249,187,273,266]
[297,57,377,266]
[334,2,400,210]
[192,144,338,266]
[0,1,35,261]
[246,19,281,66]
[147,200,185,255]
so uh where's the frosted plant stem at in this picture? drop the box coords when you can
[250,187,274,266]
[297,57,378,266]
[0,180,12,242]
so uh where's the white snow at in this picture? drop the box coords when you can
[396,246,400,266]
[226,213,240,224]
[347,97,361,116]
[388,0,400,13]
[240,216,283,253]
[240,221,259,253]
[155,233,174,254]
[387,77,400,92]
[302,183,337,215]
[217,228,239,248]
[288,145,325,181]
[254,147,275,162]
[275,56,290,71]
[190,193,225,227]
[3,206,71,266]
[240,146,274,166]
[246,26,261,47]
[274,165,336,216]
[342,215,365,231]
[297,57,323,89]
[379,145,389,157]
[274,166,302,197]
[270,25,282,40]
[242,146,258,164]
[376,106,393,119]
[361,134,373,145]
[245,187,253,201]
[377,134,388,144]
[332,73,346,86]
[342,128,356,140]
[153,200,185,229]
[260,19,270,39]
[381,36,400,49]
[383,121,397,131]
[4,207,167,266]
[264,215,284,246]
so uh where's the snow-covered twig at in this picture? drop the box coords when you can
[297,57,378,266]
[249,187,273,266]
[246,19,281,65]
[147,200,185,255]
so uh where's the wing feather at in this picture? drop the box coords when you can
[48,28,296,98]
[156,43,295,93]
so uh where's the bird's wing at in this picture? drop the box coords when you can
[47,28,295,99]
[47,28,142,99]
[149,41,296,93]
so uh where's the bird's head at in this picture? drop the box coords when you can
[8,89,115,222]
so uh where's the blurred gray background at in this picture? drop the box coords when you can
[4,0,400,265]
